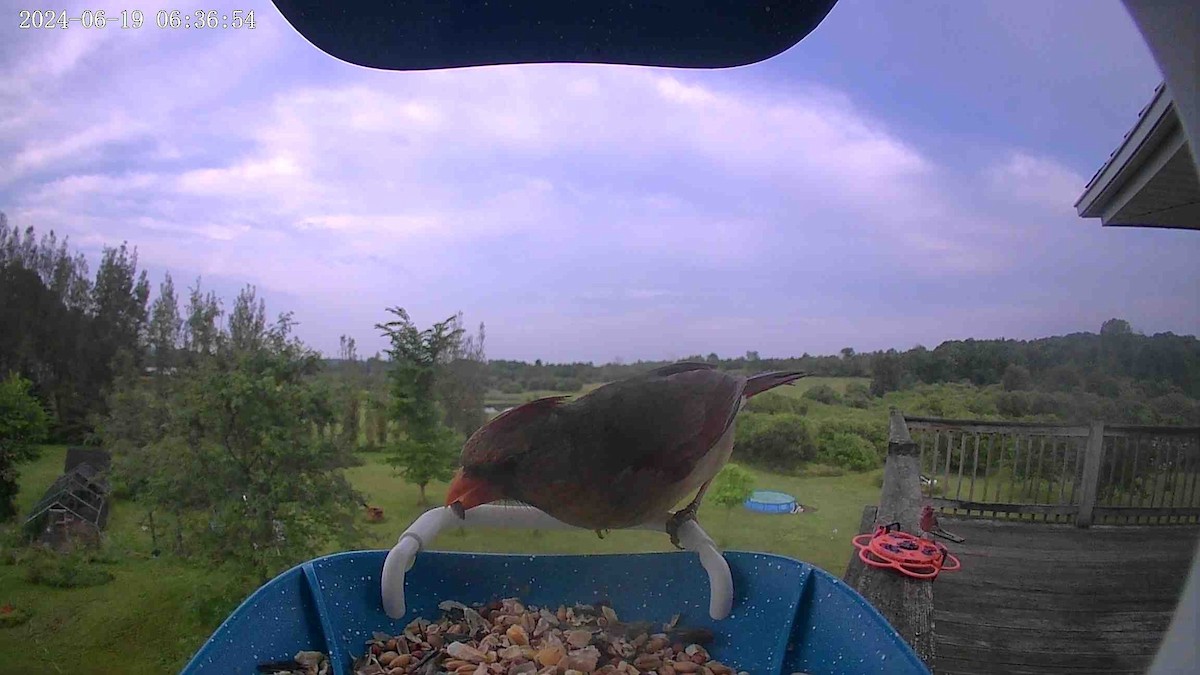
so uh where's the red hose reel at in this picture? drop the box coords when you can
[852,522,961,580]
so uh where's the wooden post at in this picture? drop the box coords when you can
[844,408,935,666]
[1076,421,1106,528]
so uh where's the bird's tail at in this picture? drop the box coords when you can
[744,370,808,398]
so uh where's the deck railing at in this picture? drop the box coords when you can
[907,416,1200,526]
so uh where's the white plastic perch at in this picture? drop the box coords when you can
[381,504,733,621]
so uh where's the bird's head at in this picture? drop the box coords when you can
[445,468,505,519]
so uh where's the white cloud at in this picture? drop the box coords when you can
[2,7,1195,360]
[4,115,147,181]
[987,151,1086,209]
[656,77,718,105]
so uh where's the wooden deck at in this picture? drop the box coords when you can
[932,517,1200,674]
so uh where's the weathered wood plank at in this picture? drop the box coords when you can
[1104,424,1200,437]
[932,497,1079,517]
[931,658,1137,672]
[932,643,1153,670]
[940,543,1193,564]
[930,515,1194,674]
[928,519,1199,549]
[936,623,1172,649]
[937,629,1164,653]
[1076,421,1106,527]
[1093,505,1200,519]
[937,573,1187,597]
[934,608,1176,633]
[935,656,1146,675]
[936,584,1186,610]
[907,416,1090,435]
[844,409,934,668]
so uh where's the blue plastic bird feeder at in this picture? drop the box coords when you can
[181,505,929,674]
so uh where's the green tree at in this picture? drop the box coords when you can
[0,373,50,521]
[147,273,181,372]
[1100,318,1133,336]
[435,314,488,438]
[91,242,150,366]
[183,278,223,359]
[870,350,904,397]
[710,463,755,518]
[227,285,267,354]
[106,288,361,580]
[1001,364,1032,391]
[377,308,464,506]
[336,334,363,450]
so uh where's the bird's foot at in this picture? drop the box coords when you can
[666,506,699,550]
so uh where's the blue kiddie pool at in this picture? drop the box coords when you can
[745,490,799,514]
[181,506,928,674]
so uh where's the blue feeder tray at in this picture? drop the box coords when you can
[181,549,928,675]
[745,489,799,514]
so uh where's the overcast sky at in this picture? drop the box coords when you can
[2,1,1196,363]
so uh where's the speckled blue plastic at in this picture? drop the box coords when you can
[181,551,928,675]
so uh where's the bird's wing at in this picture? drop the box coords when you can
[460,395,569,469]
[560,364,744,485]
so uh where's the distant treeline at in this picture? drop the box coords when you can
[468,330,1200,425]
[331,323,1199,404]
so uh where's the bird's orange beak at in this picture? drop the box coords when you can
[445,469,503,518]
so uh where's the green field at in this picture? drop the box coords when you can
[0,440,882,674]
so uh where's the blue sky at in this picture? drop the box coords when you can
[2,0,1196,362]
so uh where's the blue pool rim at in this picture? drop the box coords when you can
[745,489,798,513]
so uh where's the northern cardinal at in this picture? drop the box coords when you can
[919,504,964,543]
[446,362,807,546]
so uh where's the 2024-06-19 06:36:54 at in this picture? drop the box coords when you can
[17,9,257,30]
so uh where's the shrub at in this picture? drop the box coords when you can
[0,373,51,521]
[710,463,755,512]
[733,413,816,472]
[746,392,807,416]
[22,550,114,588]
[816,419,887,456]
[995,391,1029,417]
[844,383,872,409]
[816,431,879,471]
[803,384,842,405]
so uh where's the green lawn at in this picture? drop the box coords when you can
[0,444,880,674]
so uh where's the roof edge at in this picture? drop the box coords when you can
[1075,83,1176,216]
